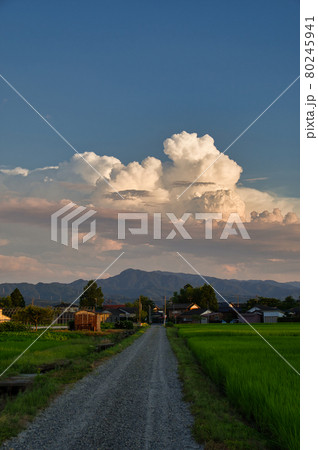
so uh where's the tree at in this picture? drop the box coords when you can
[170,283,218,311]
[246,297,282,310]
[199,284,218,311]
[125,296,155,322]
[138,295,155,311]
[10,288,25,307]
[171,284,194,303]
[0,296,12,308]
[13,306,54,331]
[79,281,104,308]
[281,296,298,311]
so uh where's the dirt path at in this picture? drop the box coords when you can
[3,325,201,450]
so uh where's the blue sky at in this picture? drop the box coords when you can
[1,0,299,196]
[0,1,300,283]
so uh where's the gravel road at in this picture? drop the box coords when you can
[3,325,202,450]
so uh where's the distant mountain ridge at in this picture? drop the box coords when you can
[0,269,300,306]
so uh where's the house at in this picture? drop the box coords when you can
[74,310,110,331]
[218,303,242,322]
[103,306,137,323]
[167,303,200,320]
[174,308,223,324]
[238,311,263,324]
[175,308,205,323]
[0,309,11,323]
[246,305,284,323]
[151,312,164,323]
[200,310,223,324]
[102,304,127,311]
[285,306,300,317]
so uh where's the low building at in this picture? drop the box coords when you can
[200,310,223,324]
[285,306,300,318]
[0,308,11,323]
[218,303,242,322]
[103,306,137,323]
[74,310,110,331]
[102,304,126,311]
[175,308,223,324]
[238,311,263,324]
[151,312,164,323]
[247,305,284,323]
[167,303,200,320]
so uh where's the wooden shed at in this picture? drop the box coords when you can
[75,311,101,331]
[74,310,110,331]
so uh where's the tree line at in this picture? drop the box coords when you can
[170,283,218,311]
[79,281,155,321]
[243,296,299,311]
[0,288,25,307]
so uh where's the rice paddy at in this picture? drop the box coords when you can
[176,323,300,449]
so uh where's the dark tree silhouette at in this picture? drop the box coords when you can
[10,288,25,307]
[79,281,104,308]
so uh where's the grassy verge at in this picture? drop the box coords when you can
[0,327,147,444]
[167,327,270,450]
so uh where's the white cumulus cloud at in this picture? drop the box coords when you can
[0,131,299,222]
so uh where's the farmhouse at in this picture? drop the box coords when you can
[0,308,11,323]
[173,308,223,324]
[103,306,137,322]
[175,308,205,324]
[286,306,300,318]
[167,303,200,320]
[238,311,263,324]
[200,310,223,324]
[218,303,242,322]
[245,305,284,323]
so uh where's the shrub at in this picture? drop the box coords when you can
[41,332,68,341]
[278,317,300,323]
[100,322,115,330]
[68,320,75,331]
[114,320,134,330]
[0,321,30,332]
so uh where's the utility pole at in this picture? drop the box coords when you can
[148,304,152,324]
[163,295,166,326]
[139,295,142,325]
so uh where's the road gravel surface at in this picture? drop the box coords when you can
[3,325,202,450]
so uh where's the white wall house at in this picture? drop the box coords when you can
[248,305,284,323]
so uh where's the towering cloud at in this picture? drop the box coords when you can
[0,131,299,222]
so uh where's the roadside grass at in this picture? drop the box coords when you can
[172,324,299,450]
[0,327,147,444]
[167,327,269,450]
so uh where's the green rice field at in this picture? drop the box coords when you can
[0,330,119,376]
[0,328,146,443]
[177,323,300,450]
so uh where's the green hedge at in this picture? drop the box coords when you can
[0,321,31,332]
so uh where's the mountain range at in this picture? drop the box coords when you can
[0,269,300,306]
